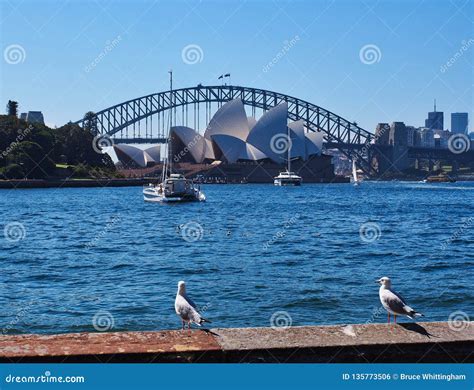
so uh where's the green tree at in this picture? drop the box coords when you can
[83,111,98,135]
[1,164,25,179]
[6,100,18,117]
[11,141,55,179]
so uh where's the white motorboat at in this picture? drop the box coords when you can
[274,170,302,186]
[274,127,302,186]
[143,71,205,203]
[143,174,205,203]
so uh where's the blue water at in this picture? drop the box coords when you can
[1,182,473,334]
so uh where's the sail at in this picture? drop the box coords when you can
[352,160,358,183]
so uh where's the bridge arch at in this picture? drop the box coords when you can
[75,85,375,174]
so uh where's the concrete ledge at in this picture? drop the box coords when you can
[1,322,472,363]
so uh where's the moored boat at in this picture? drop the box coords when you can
[143,71,205,203]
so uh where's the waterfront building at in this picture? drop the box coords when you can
[406,126,416,147]
[375,123,390,145]
[433,129,450,148]
[25,111,45,124]
[161,99,334,183]
[419,128,435,148]
[424,100,443,131]
[389,122,408,146]
[451,112,468,134]
[170,99,323,165]
[113,144,161,168]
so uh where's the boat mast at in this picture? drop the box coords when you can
[168,69,173,176]
[287,124,291,173]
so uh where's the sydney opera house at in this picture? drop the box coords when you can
[113,99,339,183]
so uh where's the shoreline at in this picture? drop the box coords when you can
[0,177,473,189]
[1,322,472,363]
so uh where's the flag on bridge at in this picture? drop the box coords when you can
[218,75,224,79]
[224,73,230,77]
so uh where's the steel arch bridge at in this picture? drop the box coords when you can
[75,85,376,174]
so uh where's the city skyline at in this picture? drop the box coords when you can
[1,0,473,132]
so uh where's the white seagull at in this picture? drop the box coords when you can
[377,277,424,323]
[174,281,211,330]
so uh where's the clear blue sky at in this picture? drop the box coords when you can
[1,0,473,132]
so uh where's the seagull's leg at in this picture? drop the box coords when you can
[394,315,397,324]
[387,313,390,324]
[182,320,185,330]
[188,322,191,333]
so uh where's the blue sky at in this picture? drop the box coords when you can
[1,0,473,132]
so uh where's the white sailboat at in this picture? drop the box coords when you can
[143,71,206,203]
[351,160,360,186]
[274,128,302,186]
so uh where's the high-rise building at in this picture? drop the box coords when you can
[375,123,390,145]
[451,112,468,134]
[419,128,435,148]
[406,126,416,146]
[389,122,408,146]
[25,111,45,124]
[424,100,443,130]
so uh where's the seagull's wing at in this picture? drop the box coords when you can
[175,295,203,325]
[382,289,413,316]
[183,293,198,310]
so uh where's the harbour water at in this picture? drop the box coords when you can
[1,182,473,334]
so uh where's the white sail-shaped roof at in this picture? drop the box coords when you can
[204,99,250,141]
[246,102,288,164]
[240,143,267,161]
[288,120,307,160]
[144,145,161,162]
[210,134,245,163]
[305,131,324,156]
[113,144,154,167]
[171,126,207,163]
[247,117,257,130]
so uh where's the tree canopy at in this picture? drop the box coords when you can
[0,114,115,179]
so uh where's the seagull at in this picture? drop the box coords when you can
[174,281,211,330]
[377,277,424,324]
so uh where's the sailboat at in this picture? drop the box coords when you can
[351,160,360,186]
[273,128,302,186]
[143,71,206,203]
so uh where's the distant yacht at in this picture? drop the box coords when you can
[351,160,360,186]
[274,170,302,186]
[274,129,302,186]
[143,71,206,203]
[143,173,206,203]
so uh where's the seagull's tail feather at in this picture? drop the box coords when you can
[407,310,424,319]
[200,317,211,324]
